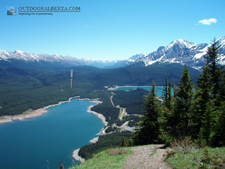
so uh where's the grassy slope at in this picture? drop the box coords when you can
[70,147,133,169]
[69,146,225,169]
[166,147,225,169]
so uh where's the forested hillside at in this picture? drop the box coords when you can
[0,62,199,116]
[94,63,200,86]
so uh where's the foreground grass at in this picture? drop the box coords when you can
[166,147,225,169]
[70,147,133,169]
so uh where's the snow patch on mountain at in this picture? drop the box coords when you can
[1,37,224,69]
[0,50,118,68]
[116,36,225,70]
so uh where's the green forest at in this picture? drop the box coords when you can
[0,59,199,116]
[132,39,225,146]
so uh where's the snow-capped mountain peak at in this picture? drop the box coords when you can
[15,50,24,55]
[166,39,197,51]
[114,36,225,70]
[128,52,148,62]
[1,37,225,70]
[0,50,118,68]
[216,36,225,48]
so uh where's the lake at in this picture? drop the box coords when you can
[114,86,173,96]
[0,86,169,169]
[0,99,104,169]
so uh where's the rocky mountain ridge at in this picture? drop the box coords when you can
[0,50,117,68]
[113,37,225,69]
[1,37,224,69]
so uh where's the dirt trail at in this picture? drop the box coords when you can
[123,144,172,169]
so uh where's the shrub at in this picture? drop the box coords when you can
[170,136,198,154]
[193,147,225,168]
[106,148,130,156]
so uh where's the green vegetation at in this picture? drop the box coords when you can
[91,96,119,123]
[90,88,148,134]
[166,146,225,169]
[68,39,224,168]
[0,61,199,117]
[150,148,157,157]
[78,131,132,160]
[132,81,162,145]
[0,67,103,116]
[22,109,32,115]
[94,63,200,86]
[70,147,132,169]
[112,88,149,114]
[131,39,225,146]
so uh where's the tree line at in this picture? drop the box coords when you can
[132,39,225,146]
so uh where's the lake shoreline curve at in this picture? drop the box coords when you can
[0,96,107,128]
[72,100,108,163]
[0,96,79,124]
[0,96,108,165]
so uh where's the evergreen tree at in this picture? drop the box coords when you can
[159,77,173,141]
[213,102,225,145]
[204,38,223,100]
[162,77,168,103]
[175,65,194,137]
[132,81,161,145]
[195,38,225,144]
[193,63,214,142]
[168,80,172,109]
[162,77,172,110]
[163,82,181,139]
[218,73,225,102]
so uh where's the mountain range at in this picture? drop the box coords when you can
[0,37,224,69]
[113,36,225,69]
[0,50,117,69]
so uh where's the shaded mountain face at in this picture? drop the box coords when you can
[93,63,200,86]
[113,37,225,69]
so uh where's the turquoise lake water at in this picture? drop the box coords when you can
[0,86,169,169]
[115,86,173,96]
[0,99,104,169]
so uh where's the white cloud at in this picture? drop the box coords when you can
[197,18,217,25]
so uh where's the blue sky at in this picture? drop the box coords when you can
[1,0,225,60]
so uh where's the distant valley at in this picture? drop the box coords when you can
[0,37,224,116]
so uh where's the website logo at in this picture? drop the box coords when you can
[18,6,80,16]
[7,6,16,16]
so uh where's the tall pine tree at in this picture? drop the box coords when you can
[159,77,174,141]
[132,81,161,145]
[193,63,214,140]
[162,77,172,110]
[175,65,194,137]
[204,38,223,101]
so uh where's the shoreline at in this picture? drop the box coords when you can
[72,137,99,164]
[72,149,85,163]
[86,101,108,126]
[89,137,99,143]
[0,96,105,124]
[71,100,108,163]
[107,85,164,91]
[0,95,109,165]
[0,96,79,124]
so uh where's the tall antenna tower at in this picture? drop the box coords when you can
[70,69,73,88]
